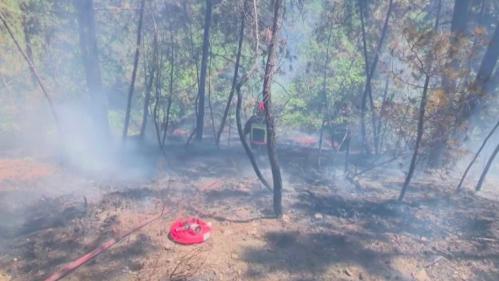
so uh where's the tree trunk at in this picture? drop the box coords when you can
[162,30,176,147]
[399,74,431,201]
[318,120,326,168]
[208,52,216,140]
[457,119,499,191]
[475,142,499,191]
[344,130,351,173]
[430,0,471,164]
[162,49,174,147]
[472,23,499,93]
[195,0,213,141]
[376,75,391,153]
[75,0,110,137]
[399,0,441,200]
[235,86,271,191]
[443,0,471,93]
[140,33,159,139]
[450,0,471,35]
[152,17,164,149]
[358,0,369,154]
[358,0,393,155]
[0,13,60,131]
[230,0,272,191]
[20,3,36,86]
[122,0,146,140]
[318,27,332,168]
[454,23,499,133]
[262,0,284,217]
[153,62,162,148]
[216,12,245,147]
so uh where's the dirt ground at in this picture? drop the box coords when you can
[0,144,498,281]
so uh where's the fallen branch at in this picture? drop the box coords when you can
[352,154,401,177]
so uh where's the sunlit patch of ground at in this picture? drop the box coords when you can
[0,271,10,281]
[0,158,57,189]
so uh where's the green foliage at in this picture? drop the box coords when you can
[1,0,498,161]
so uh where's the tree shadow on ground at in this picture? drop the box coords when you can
[205,189,251,203]
[242,230,399,281]
[293,191,439,239]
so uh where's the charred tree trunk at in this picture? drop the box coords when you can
[162,53,174,147]
[262,0,284,217]
[208,52,216,139]
[467,23,499,106]
[152,17,164,149]
[122,0,146,140]
[195,0,213,141]
[183,2,201,128]
[0,12,60,131]
[235,85,271,191]
[140,33,159,139]
[153,64,162,147]
[434,22,499,161]
[399,0,440,201]
[430,0,472,164]
[162,31,176,147]
[318,120,326,168]
[20,3,36,86]
[399,74,431,201]
[376,75,391,153]
[75,0,109,137]
[318,28,332,168]
[216,12,245,147]
[451,0,471,35]
[457,119,499,191]
[443,0,471,91]
[231,0,272,191]
[358,0,369,154]
[358,0,393,155]
[475,143,499,192]
[344,130,351,173]
[445,0,471,91]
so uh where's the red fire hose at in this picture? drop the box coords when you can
[43,206,168,281]
[43,181,220,280]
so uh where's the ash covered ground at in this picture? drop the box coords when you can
[0,142,498,281]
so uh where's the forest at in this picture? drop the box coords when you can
[0,0,498,280]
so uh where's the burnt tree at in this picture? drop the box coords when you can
[457,119,499,191]
[216,9,245,147]
[195,0,214,141]
[122,0,146,140]
[358,0,393,155]
[140,25,159,139]
[262,0,284,217]
[461,23,499,118]
[475,142,499,192]
[20,3,36,85]
[399,0,441,201]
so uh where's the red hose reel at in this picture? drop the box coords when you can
[169,217,212,245]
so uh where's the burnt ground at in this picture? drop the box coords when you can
[0,143,498,281]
